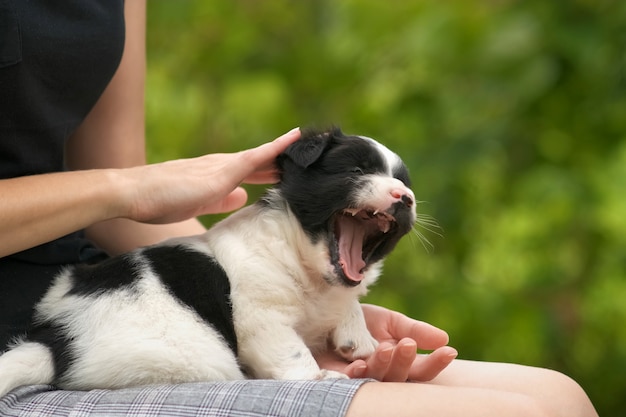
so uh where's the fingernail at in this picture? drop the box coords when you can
[400,345,417,358]
[441,350,458,363]
[380,347,393,363]
[353,365,367,377]
[275,128,300,142]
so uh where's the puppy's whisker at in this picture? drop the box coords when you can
[415,213,443,237]
[410,227,434,253]
[409,213,443,253]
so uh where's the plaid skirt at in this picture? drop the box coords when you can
[0,379,368,417]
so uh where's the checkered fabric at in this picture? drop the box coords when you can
[0,379,368,417]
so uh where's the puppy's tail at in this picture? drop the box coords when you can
[0,341,55,397]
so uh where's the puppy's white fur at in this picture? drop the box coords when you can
[206,201,379,379]
[36,264,244,390]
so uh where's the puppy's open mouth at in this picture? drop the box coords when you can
[333,208,398,285]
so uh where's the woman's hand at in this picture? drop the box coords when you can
[119,128,301,224]
[316,304,458,382]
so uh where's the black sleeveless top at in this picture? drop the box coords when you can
[0,0,125,347]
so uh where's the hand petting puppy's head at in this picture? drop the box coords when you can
[275,128,416,287]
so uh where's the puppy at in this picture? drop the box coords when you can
[0,128,416,395]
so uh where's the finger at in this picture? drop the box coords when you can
[408,346,458,382]
[270,127,301,149]
[242,127,300,167]
[381,338,417,382]
[361,342,394,381]
[241,168,281,185]
[342,359,368,379]
[237,128,300,185]
[387,312,450,350]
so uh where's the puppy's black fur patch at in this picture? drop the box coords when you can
[28,320,76,379]
[142,245,238,355]
[68,253,140,297]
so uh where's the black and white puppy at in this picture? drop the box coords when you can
[0,128,416,395]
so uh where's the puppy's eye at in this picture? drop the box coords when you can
[352,167,364,175]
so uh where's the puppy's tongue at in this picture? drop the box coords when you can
[336,216,366,282]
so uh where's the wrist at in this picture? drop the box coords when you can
[98,168,138,221]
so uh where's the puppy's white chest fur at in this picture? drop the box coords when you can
[202,203,378,379]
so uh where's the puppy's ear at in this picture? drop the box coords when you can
[278,127,341,169]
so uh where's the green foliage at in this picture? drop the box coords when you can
[146,1,626,415]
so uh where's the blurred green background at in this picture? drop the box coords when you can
[145,1,625,415]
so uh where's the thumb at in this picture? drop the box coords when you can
[201,187,249,215]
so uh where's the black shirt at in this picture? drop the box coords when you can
[0,0,125,347]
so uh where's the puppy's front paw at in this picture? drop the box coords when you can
[317,369,349,380]
[336,334,378,361]
[333,303,379,361]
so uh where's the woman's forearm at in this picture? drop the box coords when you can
[0,169,126,258]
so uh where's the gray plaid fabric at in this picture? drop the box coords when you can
[0,379,368,417]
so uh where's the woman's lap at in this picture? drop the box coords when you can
[0,379,368,417]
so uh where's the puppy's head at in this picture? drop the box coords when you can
[274,128,416,287]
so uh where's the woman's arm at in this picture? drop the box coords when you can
[0,1,150,258]
[0,170,129,257]
[0,0,196,257]
[0,0,300,257]
[0,128,300,258]
[0,0,162,257]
